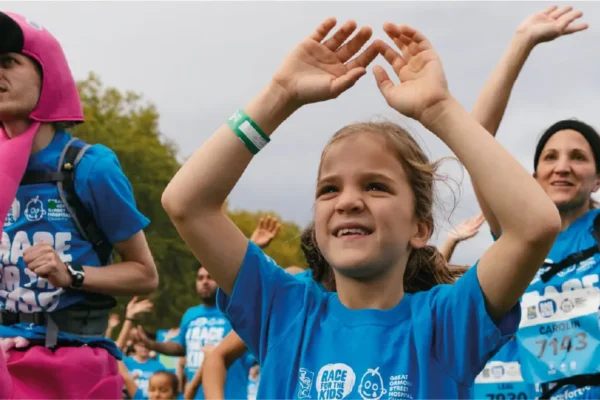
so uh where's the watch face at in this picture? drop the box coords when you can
[68,264,84,288]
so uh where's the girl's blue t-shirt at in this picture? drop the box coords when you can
[217,241,520,399]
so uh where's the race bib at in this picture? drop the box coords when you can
[472,361,539,400]
[517,288,600,383]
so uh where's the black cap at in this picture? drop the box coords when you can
[534,119,600,172]
[0,12,24,53]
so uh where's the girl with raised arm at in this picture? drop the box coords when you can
[162,19,560,398]
[469,5,598,399]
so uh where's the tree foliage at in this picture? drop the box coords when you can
[72,73,306,332]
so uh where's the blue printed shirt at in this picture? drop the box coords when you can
[218,241,520,399]
[0,131,149,356]
[178,304,252,399]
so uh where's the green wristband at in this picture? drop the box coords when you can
[227,109,270,154]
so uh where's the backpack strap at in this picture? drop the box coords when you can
[55,138,117,310]
[541,213,600,283]
[56,138,113,266]
[21,138,113,266]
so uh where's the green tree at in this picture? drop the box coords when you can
[73,73,307,334]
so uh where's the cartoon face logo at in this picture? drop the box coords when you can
[24,196,46,222]
[560,298,574,313]
[358,367,387,400]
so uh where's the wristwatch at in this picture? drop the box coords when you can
[65,261,85,289]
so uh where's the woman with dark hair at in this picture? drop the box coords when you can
[470,5,598,399]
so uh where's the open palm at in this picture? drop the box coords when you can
[272,18,381,106]
[126,296,153,319]
[517,5,588,44]
[448,214,486,242]
[374,24,450,122]
[250,215,281,248]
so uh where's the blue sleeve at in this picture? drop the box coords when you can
[216,241,311,364]
[76,144,150,243]
[430,264,521,385]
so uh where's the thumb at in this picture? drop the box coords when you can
[14,337,30,349]
[373,66,394,99]
[330,67,366,98]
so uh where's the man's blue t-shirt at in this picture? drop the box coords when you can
[178,304,252,399]
[0,131,149,355]
[123,356,166,399]
[156,329,179,374]
[217,241,520,399]
[516,209,600,398]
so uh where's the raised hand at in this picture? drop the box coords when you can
[250,215,281,248]
[516,5,587,45]
[374,24,450,123]
[108,313,120,329]
[126,296,154,319]
[134,325,150,345]
[272,18,381,107]
[447,214,486,242]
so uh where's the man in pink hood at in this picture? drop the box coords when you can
[0,11,159,399]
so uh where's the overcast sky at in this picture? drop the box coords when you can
[5,1,599,265]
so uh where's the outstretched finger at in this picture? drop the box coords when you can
[550,5,573,20]
[323,20,358,51]
[309,18,338,42]
[385,23,432,57]
[346,40,382,70]
[258,216,267,230]
[373,66,395,100]
[473,215,486,228]
[330,67,366,98]
[393,25,430,45]
[563,22,588,35]
[336,26,373,63]
[558,10,587,33]
[266,215,278,232]
[377,41,406,74]
[542,5,559,16]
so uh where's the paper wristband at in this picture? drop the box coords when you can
[227,109,270,154]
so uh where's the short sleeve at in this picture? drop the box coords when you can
[217,241,311,364]
[430,264,521,385]
[76,144,150,244]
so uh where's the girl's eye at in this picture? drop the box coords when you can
[317,185,338,196]
[366,182,387,192]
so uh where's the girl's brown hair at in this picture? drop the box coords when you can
[303,121,466,293]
